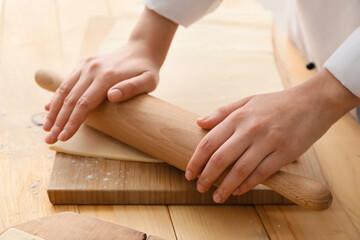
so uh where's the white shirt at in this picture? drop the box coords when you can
[287,0,360,100]
[143,0,360,100]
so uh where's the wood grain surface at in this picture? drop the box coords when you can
[273,28,360,234]
[0,0,359,239]
[169,206,269,239]
[38,12,332,210]
[48,153,292,205]
[0,1,176,239]
[255,27,360,239]
[1,212,162,240]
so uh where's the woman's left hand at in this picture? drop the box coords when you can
[185,69,360,203]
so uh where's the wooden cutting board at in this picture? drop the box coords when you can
[0,212,162,240]
[48,146,326,204]
[47,12,328,205]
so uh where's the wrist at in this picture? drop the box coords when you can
[129,7,178,68]
[299,68,360,122]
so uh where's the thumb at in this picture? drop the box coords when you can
[197,96,253,129]
[107,71,158,102]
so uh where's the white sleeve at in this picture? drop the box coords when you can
[142,0,222,27]
[324,28,360,98]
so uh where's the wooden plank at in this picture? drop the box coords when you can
[3,212,146,240]
[73,15,176,240]
[256,202,359,239]
[106,0,142,16]
[0,0,78,230]
[169,206,269,239]
[56,0,111,72]
[255,27,360,238]
[79,17,116,59]
[272,28,316,89]
[147,236,165,240]
[314,114,360,232]
[0,0,5,233]
[0,0,4,63]
[48,153,292,205]
[100,11,280,116]
[79,206,176,240]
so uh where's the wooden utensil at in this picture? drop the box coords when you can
[0,212,162,240]
[35,69,333,211]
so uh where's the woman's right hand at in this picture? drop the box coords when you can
[43,7,178,144]
[43,41,160,144]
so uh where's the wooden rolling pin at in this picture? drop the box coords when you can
[35,69,333,211]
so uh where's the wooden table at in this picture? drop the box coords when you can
[0,0,359,239]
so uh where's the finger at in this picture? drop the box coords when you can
[44,101,51,111]
[185,122,235,181]
[45,74,93,144]
[107,71,157,102]
[195,133,250,193]
[232,151,283,196]
[43,69,81,132]
[212,144,274,203]
[57,80,108,141]
[197,96,253,130]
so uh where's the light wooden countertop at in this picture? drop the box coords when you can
[0,0,359,239]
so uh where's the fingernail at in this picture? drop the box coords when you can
[45,132,56,143]
[43,119,51,131]
[185,170,193,180]
[197,182,206,193]
[109,89,123,100]
[197,115,209,121]
[213,193,222,203]
[58,130,67,141]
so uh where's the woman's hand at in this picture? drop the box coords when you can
[43,7,178,144]
[185,69,360,203]
[43,43,160,144]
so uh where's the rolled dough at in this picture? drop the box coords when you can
[0,228,44,240]
[50,125,162,163]
[51,9,283,162]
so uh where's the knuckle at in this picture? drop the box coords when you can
[189,161,202,172]
[120,81,137,97]
[219,186,229,196]
[102,69,115,80]
[198,138,213,152]
[46,114,54,122]
[240,181,252,192]
[127,80,139,91]
[268,130,283,145]
[216,105,228,116]
[146,73,158,91]
[247,122,262,134]
[198,176,209,186]
[233,162,250,176]
[63,96,77,107]
[84,56,95,63]
[76,97,91,109]
[210,152,225,168]
[87,61,100,72]
[52,122,62,131]
[65,119,78,128]
[256,167,268,178]
[57,83,70,95]
[227,114,238,124]
[227,110,242,123]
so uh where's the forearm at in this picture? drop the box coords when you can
[129,7,178,68]
[297,68,360,123]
